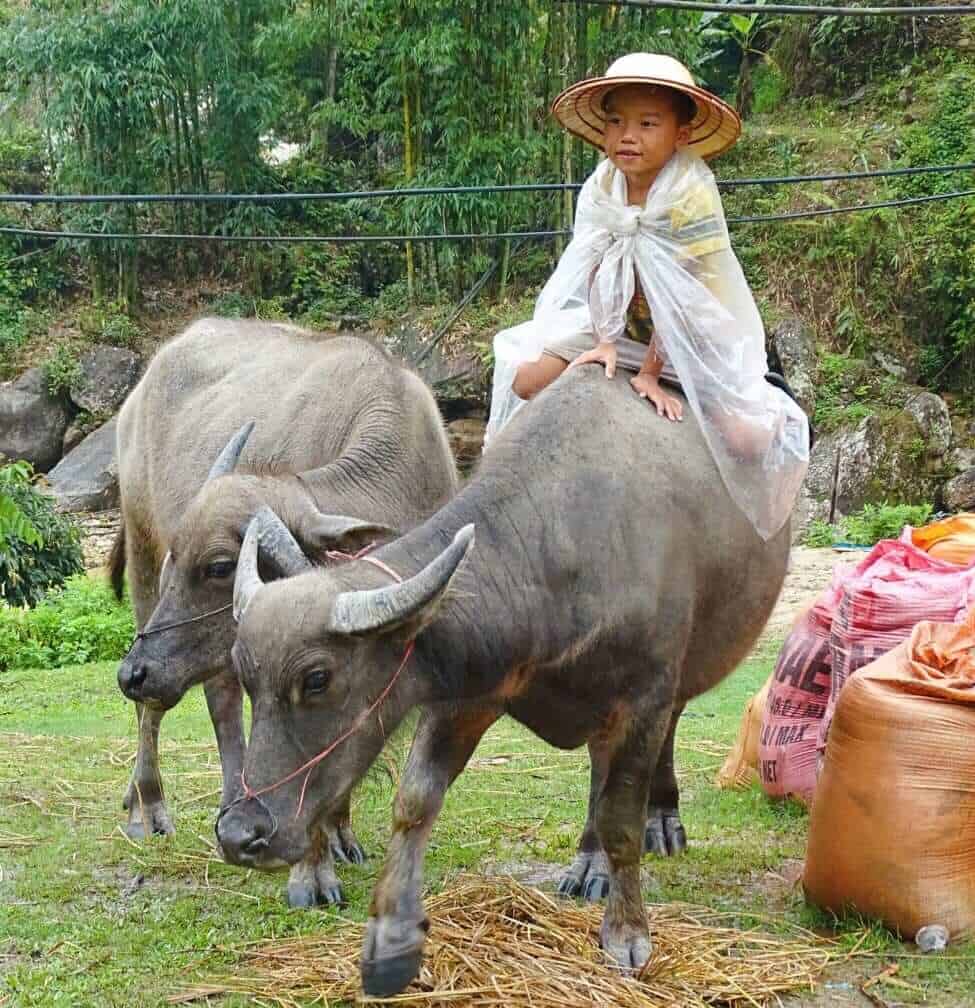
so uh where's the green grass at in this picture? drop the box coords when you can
[1,647,973,1006]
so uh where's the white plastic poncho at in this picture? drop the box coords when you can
[486,150,809,541]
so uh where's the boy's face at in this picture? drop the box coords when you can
[602,85,692,185]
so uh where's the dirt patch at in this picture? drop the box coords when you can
[759,546,855,649]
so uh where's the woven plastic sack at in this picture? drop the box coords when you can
[819,534,975,753]
[803,612,975,940]
[758,583,848,804]
[911,513,975,566]
[715,672,773,790]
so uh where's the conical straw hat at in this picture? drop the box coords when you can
[552,52,741,161]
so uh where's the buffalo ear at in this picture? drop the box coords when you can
[301,514,397,558]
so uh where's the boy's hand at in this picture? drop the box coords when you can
[568,341,618,379]
[631,372,683,421]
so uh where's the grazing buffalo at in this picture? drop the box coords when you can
[217,364,789,996]
[112,317,457,906]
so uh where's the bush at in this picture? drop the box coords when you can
[0,575,134,670]
[76,300,143,347]
[0,465,84,606]
[803,502,934,548]
[208,291,257,318]
[842,502,933,546]
[41,344,81,395]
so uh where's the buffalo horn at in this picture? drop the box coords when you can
[253,506,311,576]
[233,519,264,621]
[330,524,475,636]
[208,420,256,481]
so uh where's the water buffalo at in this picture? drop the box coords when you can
[112,317,457,906]
[217,364,790,996]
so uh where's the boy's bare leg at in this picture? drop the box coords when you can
[513,354,568,400]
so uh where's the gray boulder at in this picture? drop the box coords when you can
[768,317,817,417]
[44,416,119,512]
[833,413,942,516]
[69,345,141,414]
[904,390,952,458]
[790,430,838,540]
[944,468,975,512]
[0,368,72,472]
[791,411,947,542]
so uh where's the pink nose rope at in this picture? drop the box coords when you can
[237,551,412,821]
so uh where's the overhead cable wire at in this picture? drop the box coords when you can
[558,0,975,17]
[0,162,973,205]
[1,187,973,244]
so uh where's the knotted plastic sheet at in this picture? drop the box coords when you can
[487,151,808,539]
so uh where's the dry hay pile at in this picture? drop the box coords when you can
[173,874,836,1007]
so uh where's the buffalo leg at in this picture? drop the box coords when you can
[122,703,174,837]
[644,705,687,856]
[287,823,344,907]
[558,737,612,901]
[204,670,245,813]
[597,702,672,972]
[361,703,501,998]
[325,793,366,865]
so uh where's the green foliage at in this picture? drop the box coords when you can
[812,353,877,432]
[0,461,43,553]
[208,291,257,318]
[0,574,134,671]
[41,344,81,395]
[803,502,933,548]
[842,501,933,546]
[77,301,143,347]
[0,469,84,607]
[803,518,836,548]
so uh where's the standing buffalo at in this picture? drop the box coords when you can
[216,364,789,996]
[113,317,457,906]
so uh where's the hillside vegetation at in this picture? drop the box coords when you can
[0,3,973,460]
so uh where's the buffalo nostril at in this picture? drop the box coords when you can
[242,835,270,857]
[118,663,148,696]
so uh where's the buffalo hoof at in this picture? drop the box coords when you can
[600,920,652,972]
[123,800,175,839]
[361,948,424,998]
[286,858,345,909]
[329,827,366,865]
[557,850,611,902]
[644,806,686,857]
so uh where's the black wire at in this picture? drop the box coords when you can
[0,226,570,243]
[559,0,975,16]
[727,187,975,222]
[1,187,971,244]
[0,162,972,205]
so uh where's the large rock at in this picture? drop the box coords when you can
[767,317,817,417]
[790,430,839,539]
[0,368,72,472]
[43,417,119,512]
[69,345,141,414]
[944,468,975,512]
[791,410,946,541]
[904,389,952,458]
[833,413,943,516]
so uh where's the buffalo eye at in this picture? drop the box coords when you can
[205,559,236,580]
[303,670,330,695]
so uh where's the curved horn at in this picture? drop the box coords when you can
[330,524,475,636]
[253,506,312,577]
[233,519,264,621]
[208,420,256,481]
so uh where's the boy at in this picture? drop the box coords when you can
[485,52,809,540]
